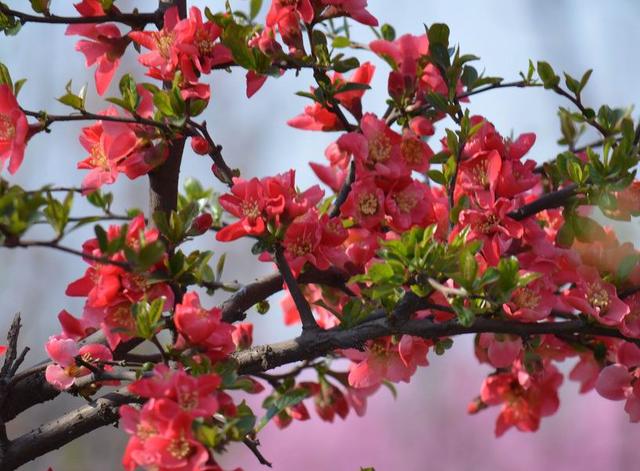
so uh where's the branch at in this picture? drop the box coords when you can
[329,160,356,218]
[186,119,235,186]
[274,246,319,331]
[508,184,577,221]
[0,388,139,470]
[220,267,349,323]
[23,109,173,134]
[234,309,640,375]
[2,240,131,269]
[0,5,159,27]
[551,85,609,137]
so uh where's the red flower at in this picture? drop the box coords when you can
[129,364,220,417]
[288,62,375,130]
[66,14,128,95]
[341,177,385,229]
[322,0,378,26]
[458,198,524,266]
[174,291,224,345]
[45,337,113,390]
[232,322,253,350]
[179,7,233,82]
[345,335,429,388]
[478,362,563,436]
[563,265,630,326]
[385,178,435,231]
[129,7,190,81]
[0,84,28,174]
[76,109,141,192]
[337,113,405,177]
[503,279,556,322]
[216,177,268,241]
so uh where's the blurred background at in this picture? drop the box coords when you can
[2,0,640,469]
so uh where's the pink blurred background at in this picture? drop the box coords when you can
[2,0,640,469]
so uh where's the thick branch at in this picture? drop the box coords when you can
[234,313,640,375]
[0,388,138,470]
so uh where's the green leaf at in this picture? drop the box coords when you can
[29,0,50,13]
[536,61,559,89]
[332,36,351,48]
[333,57,360,73]
[0,62,12,88]
[618,254,640,281]
[571,215,606,243]
[249,0,263,19]
[380,23,396,41]
[57,80,87,111]
[257,388,308,432]
[459,250,478,286]
[427,169,446,185]
[222,22,256,69]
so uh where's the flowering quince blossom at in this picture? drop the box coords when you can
[563,265,630,326]
[76,87,167,192]
[63,215,174,349]
[173,291,235,360]
[10,3,640,468]
[471,361,563,436]
[458,198,524,265]
[0,84,29,174]
[476,333,523,369]
[44,336,113,390]
[216,170,324,242]
[288,62,375,130]
[66,0,130,96]
[345,336,430,388]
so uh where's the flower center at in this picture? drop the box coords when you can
[478,214,499,234]
[393,191,418,213]
[587,283,609,311]
[108,304,135,330]
[290,236,313,257]
[136,422,157,440]
[358,193,379,216]
[155,31,175,59]
[178,390,199,411]
[369,133,391,163]
[513,288,540,309]
[167,435,191,460]
[90,143,108,169]
[401,138,424,166]
[0,114,15,141]
[241,200,260,219]
[471,165,488,187]
[197,37,216,55]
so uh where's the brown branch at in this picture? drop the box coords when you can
[186,119,235,186]
[2,240,131,269]
[508,184,577,221]
[220,267,349,323]
[329,159,356,218]
[234,310,640,376]
[551,85,609,137]
[0,388,139,470]
[242,437,272,467]
[274,246,319,331]
[6,295,640,467]
[23,109,173,134]
[0,5,159,27]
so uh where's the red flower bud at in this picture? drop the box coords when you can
[191,136,210,155]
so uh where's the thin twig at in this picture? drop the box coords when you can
[274,246,319,331]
